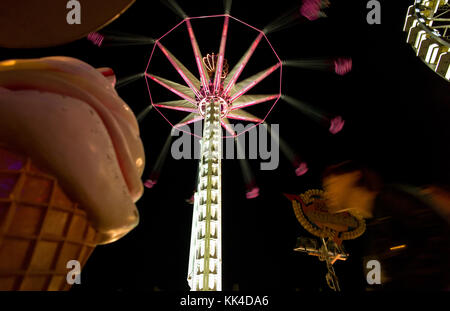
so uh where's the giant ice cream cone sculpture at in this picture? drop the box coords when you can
[0,57,145,290]
[0,145,99,290]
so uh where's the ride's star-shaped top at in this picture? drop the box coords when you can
[145,14,282,138]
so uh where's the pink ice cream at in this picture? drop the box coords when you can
[0,57,145,244]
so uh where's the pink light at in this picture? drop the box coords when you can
[334,58,352,76]
[226,65,282,139]
[227,114,262,123]
[186,19,210,93]
[144,74,203,139]
[246,187,260,199]
[229,63,281,102]
[295,162,309,176]
[229,15,264,33]
[300,0,322,21]
[175,115,204,128]
[145,73,196,104]
[231,95,279,110]
[188,14,228,20]
[145,41,157,78]
[214,16,229,93]
[252,32,284,140]
[153,104,197,113]
[156,42,201,98]
[158,19,186,42]
[224,32,263,96]
[144,28,202,139]
[329,116,345,134]
[144,179,157,189]
[196,58,208,92]
[221,120,237,137]
[87,32,104,47]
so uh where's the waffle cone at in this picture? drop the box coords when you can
[0,145,100,290]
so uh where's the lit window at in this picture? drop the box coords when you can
[414,30,427,49]
[425,43,439,63]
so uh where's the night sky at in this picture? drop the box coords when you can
[2,0,449,291]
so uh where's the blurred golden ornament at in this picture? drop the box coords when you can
[286,189,366,245]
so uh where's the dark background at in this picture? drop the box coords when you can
[2,0,449,291]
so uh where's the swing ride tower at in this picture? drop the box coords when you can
[145,14,282,291]
[187,98,223,291]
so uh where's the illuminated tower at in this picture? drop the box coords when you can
[187,98,223,291]
[144,14,282,291]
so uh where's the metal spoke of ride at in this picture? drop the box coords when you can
[156,42,202,98]
[230,94,278,110]
[145,73,196,103]
[213,16,230,93]
[229,63,281,102]
[223,32,264,95]
[186,19,211,93]
[153,99,198,113]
